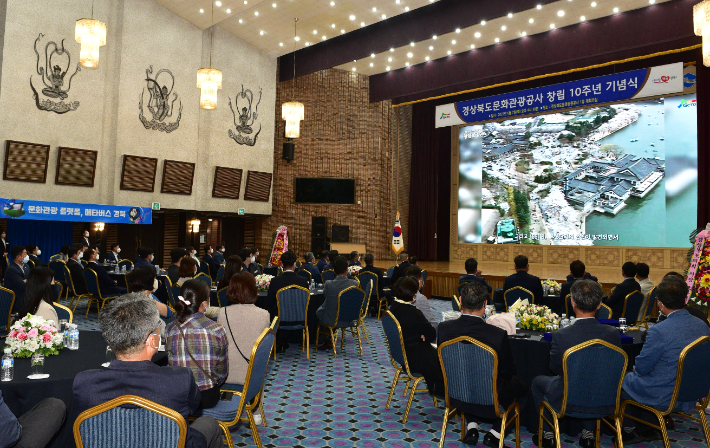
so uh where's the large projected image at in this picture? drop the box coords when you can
[458,95,697,246]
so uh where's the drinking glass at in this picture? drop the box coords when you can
[58,319,68,334]
[31,353,44,376]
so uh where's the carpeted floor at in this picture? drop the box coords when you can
[66,297,710,448]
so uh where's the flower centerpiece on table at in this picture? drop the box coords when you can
[510,302,559,332]
[542,279,561,295]
[347,265,362,276]
[255,274,274,292]
[5,314,63,358]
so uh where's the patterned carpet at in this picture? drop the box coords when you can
[66,298,710,448]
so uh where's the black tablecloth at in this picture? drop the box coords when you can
[509,328,644,435]
[0,331,167,448]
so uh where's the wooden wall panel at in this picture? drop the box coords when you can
[162,211,179,269]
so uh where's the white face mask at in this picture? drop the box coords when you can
[252,256,256,263]
[22,255,29,264]
[221,248,226,253]
[210,249,214,254]
[153,278,159,292]
[116,248,121,253]
[36,249,41,256]
[78,252,83,259]
[150,255,154,262]
[84,233,89,238]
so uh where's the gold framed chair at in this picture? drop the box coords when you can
[638,287,656,329]
[595,303,613,320]
[52,302,74,323]
[315,285,366,357]
[380,310,437,423]
[619,290,644,324]
[193,272,213,288]
[564,294,571,317]
[275,285,310,358]
[0,287,16,336]
[438,336,521,448]
[296,268,312,284]
[84,269,120,316]
[621,336,710,448]
[357,279,374,343]
[62,264,95,316]
[503,286,534,311]
[452,295,461,312]
[73,394,188,448]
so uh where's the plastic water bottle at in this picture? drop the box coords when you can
[310,280,315,292]
[561,314,570,329]
[1,348,13,381]
[67,324,80,350]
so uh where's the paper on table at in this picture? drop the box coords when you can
[27,374,50,379]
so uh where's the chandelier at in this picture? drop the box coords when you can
[75,1,106,69]
[694,0,710,66]
[197,3,222,109]
[282,18,304,138]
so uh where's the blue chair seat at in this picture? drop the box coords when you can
[280,323,305,331]
[191,398,242,422]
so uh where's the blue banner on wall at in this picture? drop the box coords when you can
[0,198,152,224]
[435,63,684,127]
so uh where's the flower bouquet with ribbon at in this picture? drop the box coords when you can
[255,274,274,292]
[542,279,561,295]
[5,314,63,358]
[268,225,289,268]
[687,224,710,312]
[347,265,362,276]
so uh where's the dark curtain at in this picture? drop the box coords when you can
[409,102,451,261]
[697,47,710,229]
[6,220,73,264]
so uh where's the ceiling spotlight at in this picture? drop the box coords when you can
[591,1,596,6]
[433,35,437,39]
[371,53,375,57]
[313,30,317,34]
[501,25,507,30]
[352,67,356,71]
[529,18,534,23]
[508,13,513,18]
[254,11,258,15]
[481,20,486,25]
[272,3,276,7]
[260,30,264,35]
[613,7,619,12]
[405,62,409,66]
[494,37,499,42]
[215,1,221,6]
[199,8,204,13]
[407,52,413,57]
[451,39,456,44]
[396,0,400,3]
[447,50,452,54]
[372,7,377,11]
[381,14,386,19]
[341,29,345,33]
[388,57,392,62]
[360,22,365,26]
[279,42,283,46]
[243,0,247,3]
[456,28,461,33]
[322,35,326,40]
[386,66,391,71]
[429,45,433,50]
[349,15,355,20]
[330,1,335,4]
[649,0,655,3]
[331,24,335,28]
[405,6,409,11]
[390,48,394,52]
[470,44,475,48]
[580,15,586,21]
[295,36,300,41]
[521,31,527,36]
[305,42,310,46]
[474,32,481,38]
[370,62,373,67]
[550,23,555,28]
[239,18,243,23]
[410,42,415,46]
[536,4,542,9]
[558,10,565,16]
[226,9,231,13]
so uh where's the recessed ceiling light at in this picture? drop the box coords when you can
[330,1,334,5]
[425,56,430,60]
[447,50,452,54]
[372,7,377,11]
[649,0,655,3]
[494,37,499,42]
[390,48,394,52]
[340,29,344,33]
[407,52,413,57]
[361,22,365,26]
[508,13,513,18]
[279,42,283,46]
[405,6,409,11]
[238,18,243,23]
[226,9,231,13]
[451,39,456,44]
[215,1,221,6]
[260,30,264,35]
[313,30,317,34]
[470,44,475,48]
[429,45,433,50]
[591,1,596,6]
[410,42,415,47]
[322,36,326,40]
[295,36,300,41]
[352,67,356,71]
[536,4,542,9]
[370,62,374,67]
[243,0,247,3]
[388,57,392,62]
[549,23,555,28]
[456,28,461,33]
[529,18,534,23]
[613,7,619,12]
[331,24,335,28]
[254,11,258,16]
[305,42,310,46]
[405,62,409,66]
[386,66,391,71]
[474,32,481,38]
[371,53,375,57]
[481,20,486,25]
[349,15,355,20]
[521,31,527,36]
[272,3,276,7]
[501,25,507,30]
[558,10,565,16]
[580,15,586,21]
[433,35,437,40]
[381,14,386,19]
[199,8,204,13]
[396,0,400,3]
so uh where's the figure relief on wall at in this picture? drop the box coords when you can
[228,85,262,146]
[30,34,81,114]
[139,66,182,133]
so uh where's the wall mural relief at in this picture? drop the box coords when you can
[228,85,262,146]
[30,34,81,114]
[138,66,182,133]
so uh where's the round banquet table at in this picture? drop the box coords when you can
[0,331,167,448]
[509,328,644,435]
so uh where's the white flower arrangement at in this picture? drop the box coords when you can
[5,314,63,358]
[542,279,561,295]
[508,300,559,331]
[347,265,362,276]
[255,274,274,292]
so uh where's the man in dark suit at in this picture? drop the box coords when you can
[531,280,621,448]
[239,247,256,275]
[73,295,222,448]
[5,245,30,313]
[559,260,594,317]
[502,255,544,304]
[134,246,156,270]
[360,253,385,297]
[168,247,187,285]
[213,244,225,266]
[202,245,219,280]
[316,256,358,349]
[105,243,121,264]
[438,281,528,447]
[260,250,309,320]
[66,246,89,295]
[348,251,361,267]
[301,252,321,283]
[25,244,44,268]
[81,230,91,249]
[458,257,492,293]
[390,251,411,287]
[316,250,330,273]
[85,247,126,296]
[603,262,641,319]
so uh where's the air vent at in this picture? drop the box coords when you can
[244,170,272,202]
[120,155,157,192]
[55,147,98,187]
[161,160,195,195]
[3,140,50,183]
[212,166,243,199]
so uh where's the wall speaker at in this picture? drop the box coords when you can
[282,142,295,163]
[312,216,326,238]
[332,225,349,243]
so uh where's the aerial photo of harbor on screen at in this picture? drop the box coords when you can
[457,95,697,247]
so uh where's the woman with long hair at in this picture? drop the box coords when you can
[216,255,243,291]
[18,267,58,323]
[166,279,228,409]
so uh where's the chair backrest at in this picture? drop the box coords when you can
[27,259,35,268]
[452,295,461,312]
[457,283,467,297]
[276,286,310,327]
[595,303,612,320]
[80,260,87,268]
[0,287,16,333]
[198,261,210,276]
[561,339,628,417]
[217,287,229,308]
[241,328,276,407]
[565,294,572,317]
[421,270,428,286]
[503,286,534,310]
[666,336,710,413]
[74,394,187,448]
[49,254,61,261]
[387,266,395,278]
[49,260,66,283]
[53,302,73,323]
[321,269,336,282]
[621,291,644,324]
[297,269,312,282]
[193,273,212,288]
[335,286,365,325]
[216,266,225,284]
[170,284,182,310]
[117,260,133,271]
[83,269,103,300]
[163,277,175,310]
[642,287,656,322]
[53,283,63,303]
[381,311,412,373]
[63,264,85,296]
[358,276,374,317]
[438,337,499,412]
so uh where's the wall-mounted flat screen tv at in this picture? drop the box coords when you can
[295,178,356,204]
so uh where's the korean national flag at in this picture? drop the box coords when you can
[392,212,404,255]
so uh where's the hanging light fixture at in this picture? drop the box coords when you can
[190,216,201,233]
[694,1,710,66]
[197,3,222,109]
[282,18,304,138]
[75,0,107,68]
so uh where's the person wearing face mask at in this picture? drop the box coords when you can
[213,244,226,266]
[4,245,30,313]
[202,245,219,280]
[25,244,45,268]
[81,230,91,248]
[239,247,255,275]
[134,246,156,271]
[127,265,173,335]
[177,257,199,286]
[106,243,122,264]
[250,247,262,275]
[86,247,127,296]
[66,246,90,296]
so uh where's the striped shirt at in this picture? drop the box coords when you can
[166,313,229,390]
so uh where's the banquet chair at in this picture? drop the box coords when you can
[27,259,35,269]
[117,260,133,271]
[215,265,225,284]
[62,264,94,316]
[638,287,656,329]
[620,290,644,324]
[217,287,230,308]
[316,285,366,357]
[84,269,119,317]
[358,272,378,315]
[163,277,176,312]
[0,287,15,337]
[381,311,437,423]
[276,285,310,357]
[48,260,67,293]
[193,273,212,288]
[538,339,627,448]
[452,295,461,312]
[198,261,210,277]
[503,286,534,311]
[564,294,572,317]
[438,336,521,448]
[73,394,187,448]
[53,283,63,303]
[296,269,312,283]
[421,270,428,291]
[171,284,182,312]
[53,302,73,323]
[387,266,395,278]
[357,279,374,343]
[80,260,87,268]
[192,327,276,448]
[321,269,336,282]
[595,303,613,320]
[621,336,710,448]
[254,263,264,275]
[49,253,61,262]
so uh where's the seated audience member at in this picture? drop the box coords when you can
[655,272,709,328]
[168,247,188,285]
[389,251,411,286]
[565,271,598,283]
[105,243,121,263]
[389,276,442,395]
[405,266,437,329]
[85,247,127,296]
[17,267,59,323]
[603,262,641,319]
[213,244,226,266]
[0,390,65,448]
[57,244,71,262]
[348,251,361,267]
[166,280,228,410]
[620,275,710,444]
[502,255,544,303]
[360,253,385,297]
[25,244,44,268]
[316,256,359,349]
[261,250,308,321]
[216,255,243,291]
[65,246,88,296]
[559,260,589,317]
[73,295,222,448]
[177,257,199,286]
[239,247,255,275]
[5,245,30,313]
[202,245,219,279]
[134,246,156,270]
[531,280,621,448]
[127,265,172,323]
[301,252,321,282]
[458,258,492,293]
[251,247,263,273]
[635,262,654,321]
[409,256,418,266]
[438,281,528,447]
[187,246,199,263]
[317,250,330,273]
